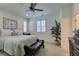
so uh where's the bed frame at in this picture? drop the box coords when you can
[24,39,44,56]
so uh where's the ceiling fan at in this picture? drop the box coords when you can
[19,3,43,12]
[19,3,44,17]
[29,3,43,12]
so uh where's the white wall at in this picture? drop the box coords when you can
[0,9,26,35]
[61,4,73,55]
[73,3,79,15]
[29,12,61,42]
[72,4,79,31]
[61,3,79,55]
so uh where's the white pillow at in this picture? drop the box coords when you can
[2,29,11,36]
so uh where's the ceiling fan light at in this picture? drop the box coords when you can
[25,10,47,18]
[26,14,29,16]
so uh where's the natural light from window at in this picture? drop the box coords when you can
[23,21,27,32]
[37,20,46,32]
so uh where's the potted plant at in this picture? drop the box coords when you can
[50,20,61,46]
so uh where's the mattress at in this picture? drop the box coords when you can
[0,35,38,56]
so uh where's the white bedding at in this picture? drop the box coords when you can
[0,35,38,56]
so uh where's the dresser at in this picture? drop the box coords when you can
[69,39,79,56]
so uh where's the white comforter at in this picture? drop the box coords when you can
[0,35,38,56]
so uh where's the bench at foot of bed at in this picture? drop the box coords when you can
[24,39,44,56]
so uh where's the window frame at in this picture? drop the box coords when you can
[23,21,27,33]
[36,20,46,32]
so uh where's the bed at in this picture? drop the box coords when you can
[0,35,38,56]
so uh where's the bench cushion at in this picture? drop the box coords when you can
[31,42,42,49]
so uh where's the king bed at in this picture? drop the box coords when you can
[0,35,38,56]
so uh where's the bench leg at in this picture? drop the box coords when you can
[42,40,44,48]
[43,45,44,48]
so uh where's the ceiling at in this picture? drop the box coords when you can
[0,3,69,19]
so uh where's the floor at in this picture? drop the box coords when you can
[36,41,68,56]
[0,40,68,56]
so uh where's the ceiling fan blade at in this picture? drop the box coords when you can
[30,3,37,8]
[30,3,33,7]
[29,3,37,12]
[32,3,37,7]
[34,9,43,11]
[29,3,43,12]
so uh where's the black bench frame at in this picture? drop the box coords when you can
[24,39,44,56]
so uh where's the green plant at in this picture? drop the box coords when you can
[51,20,61,45]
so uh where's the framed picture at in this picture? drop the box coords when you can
[3,17,17,29]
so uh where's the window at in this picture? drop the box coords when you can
[37,20,46,32]
[23,21,27,32]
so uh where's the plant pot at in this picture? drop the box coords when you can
[55,40,61,46]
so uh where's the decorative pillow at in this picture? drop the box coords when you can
[15,29,22,35]
[11,31,18,36]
